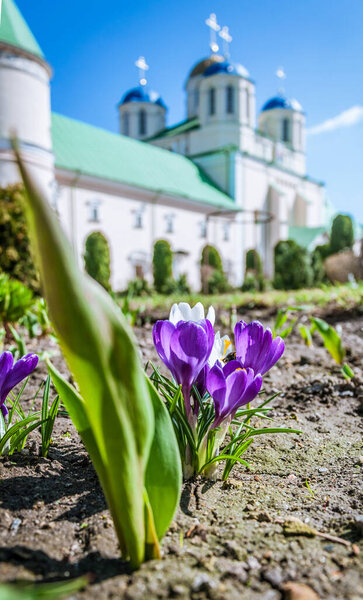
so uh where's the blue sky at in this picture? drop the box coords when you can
[17,0,363,222]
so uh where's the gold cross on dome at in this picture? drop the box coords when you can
[135,56,149,86]
[205,13,220,54]
[219,25,232,58]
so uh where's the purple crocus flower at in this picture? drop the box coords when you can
[153,319,214,419]
[206,359,262,428]
[0,352,39,418]
[235,321,285,376]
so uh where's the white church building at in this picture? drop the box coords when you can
[0,1,329,290]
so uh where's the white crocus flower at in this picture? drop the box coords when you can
[208,331,233,366]
[169,302,215,326]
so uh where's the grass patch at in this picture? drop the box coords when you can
[127,282,363,315]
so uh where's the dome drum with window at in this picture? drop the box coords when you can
[118,87,167,140]
[258,95,305,153]
[185,56,255,128]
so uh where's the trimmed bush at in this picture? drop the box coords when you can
[153,240,173,293]
[273,240,313,290]
[245,249,262,274]
[330,214,354,254]
[200,244,223,271]
[0,184,40,291]
[243,249,264,292]
[200,245,229,293]
[84,232,111,290]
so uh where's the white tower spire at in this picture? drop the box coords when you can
[219,26,232,59]
[135,56,149,86]
[205,13,220,54]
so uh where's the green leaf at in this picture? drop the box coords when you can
[14,146,177,567]
[342,363,354,379]
[144,377,182,543]
[310,316,345,364]
[298,323,313,347]
[0,575,88,600]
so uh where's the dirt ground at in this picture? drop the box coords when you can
[0,307,362,599]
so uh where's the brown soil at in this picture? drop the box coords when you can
[0,309,362,599]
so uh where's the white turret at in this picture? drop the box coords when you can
[0,0,54,188]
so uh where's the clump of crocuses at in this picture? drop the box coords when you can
[152,302,288,479]
[0,352,39,419]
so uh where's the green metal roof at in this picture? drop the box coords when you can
[51,113,238,212]
[0,0,44,58]
[147,118,200,141]
[289,225,328,249]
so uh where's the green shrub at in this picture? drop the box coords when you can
[0,273,34,330]
[273,240,313,290]
[206,270,231,294]
[153,240,173,293]
[314,243,332,261]
[174,273,191,295]
[0,184,40,291]
[311,246,328,285]
[201,244,223,271]
[330,214,354,254]
[126,278,151,297]
[84,232,111,290]
[245,249,262,274]
[243,249,264,291]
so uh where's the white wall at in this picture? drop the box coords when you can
[55,176,238,291]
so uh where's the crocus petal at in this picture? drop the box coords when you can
[190,302,205,322]
[223,369,248,417]
[222,359,244,378]
[230,372,263,414]
[1,353,39,404]
[206,306,216,326]
[234,321,248,361]
[235,320,285,375]
[153,320,175,372]
[0,352,14,393]
[195,363,210,398]
[168,320,214,387]
[208,331,232,366]
[206,362,226,421]
[259,337,285,375]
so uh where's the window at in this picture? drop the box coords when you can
[208,88,216,115]
[223,223,230,241]
[88,200,101,222]
[133,205,145,229]
[122,113,129,136]
[200,220,207,238]
[282,118,290,142]
[138,110,147,136]
[165,214,175,234]
[226,86,234,114]
[194,88,199,110]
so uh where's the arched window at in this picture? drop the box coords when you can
[138,110,147,136]
[226,86,234,114]
[194,88,199,110]
[208,88,216,116]
[122,113,129,136]
[282,118,290,142]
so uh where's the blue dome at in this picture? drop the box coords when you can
[203,61,250,79]
[120,87,166,108]
[261,95,303,112]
